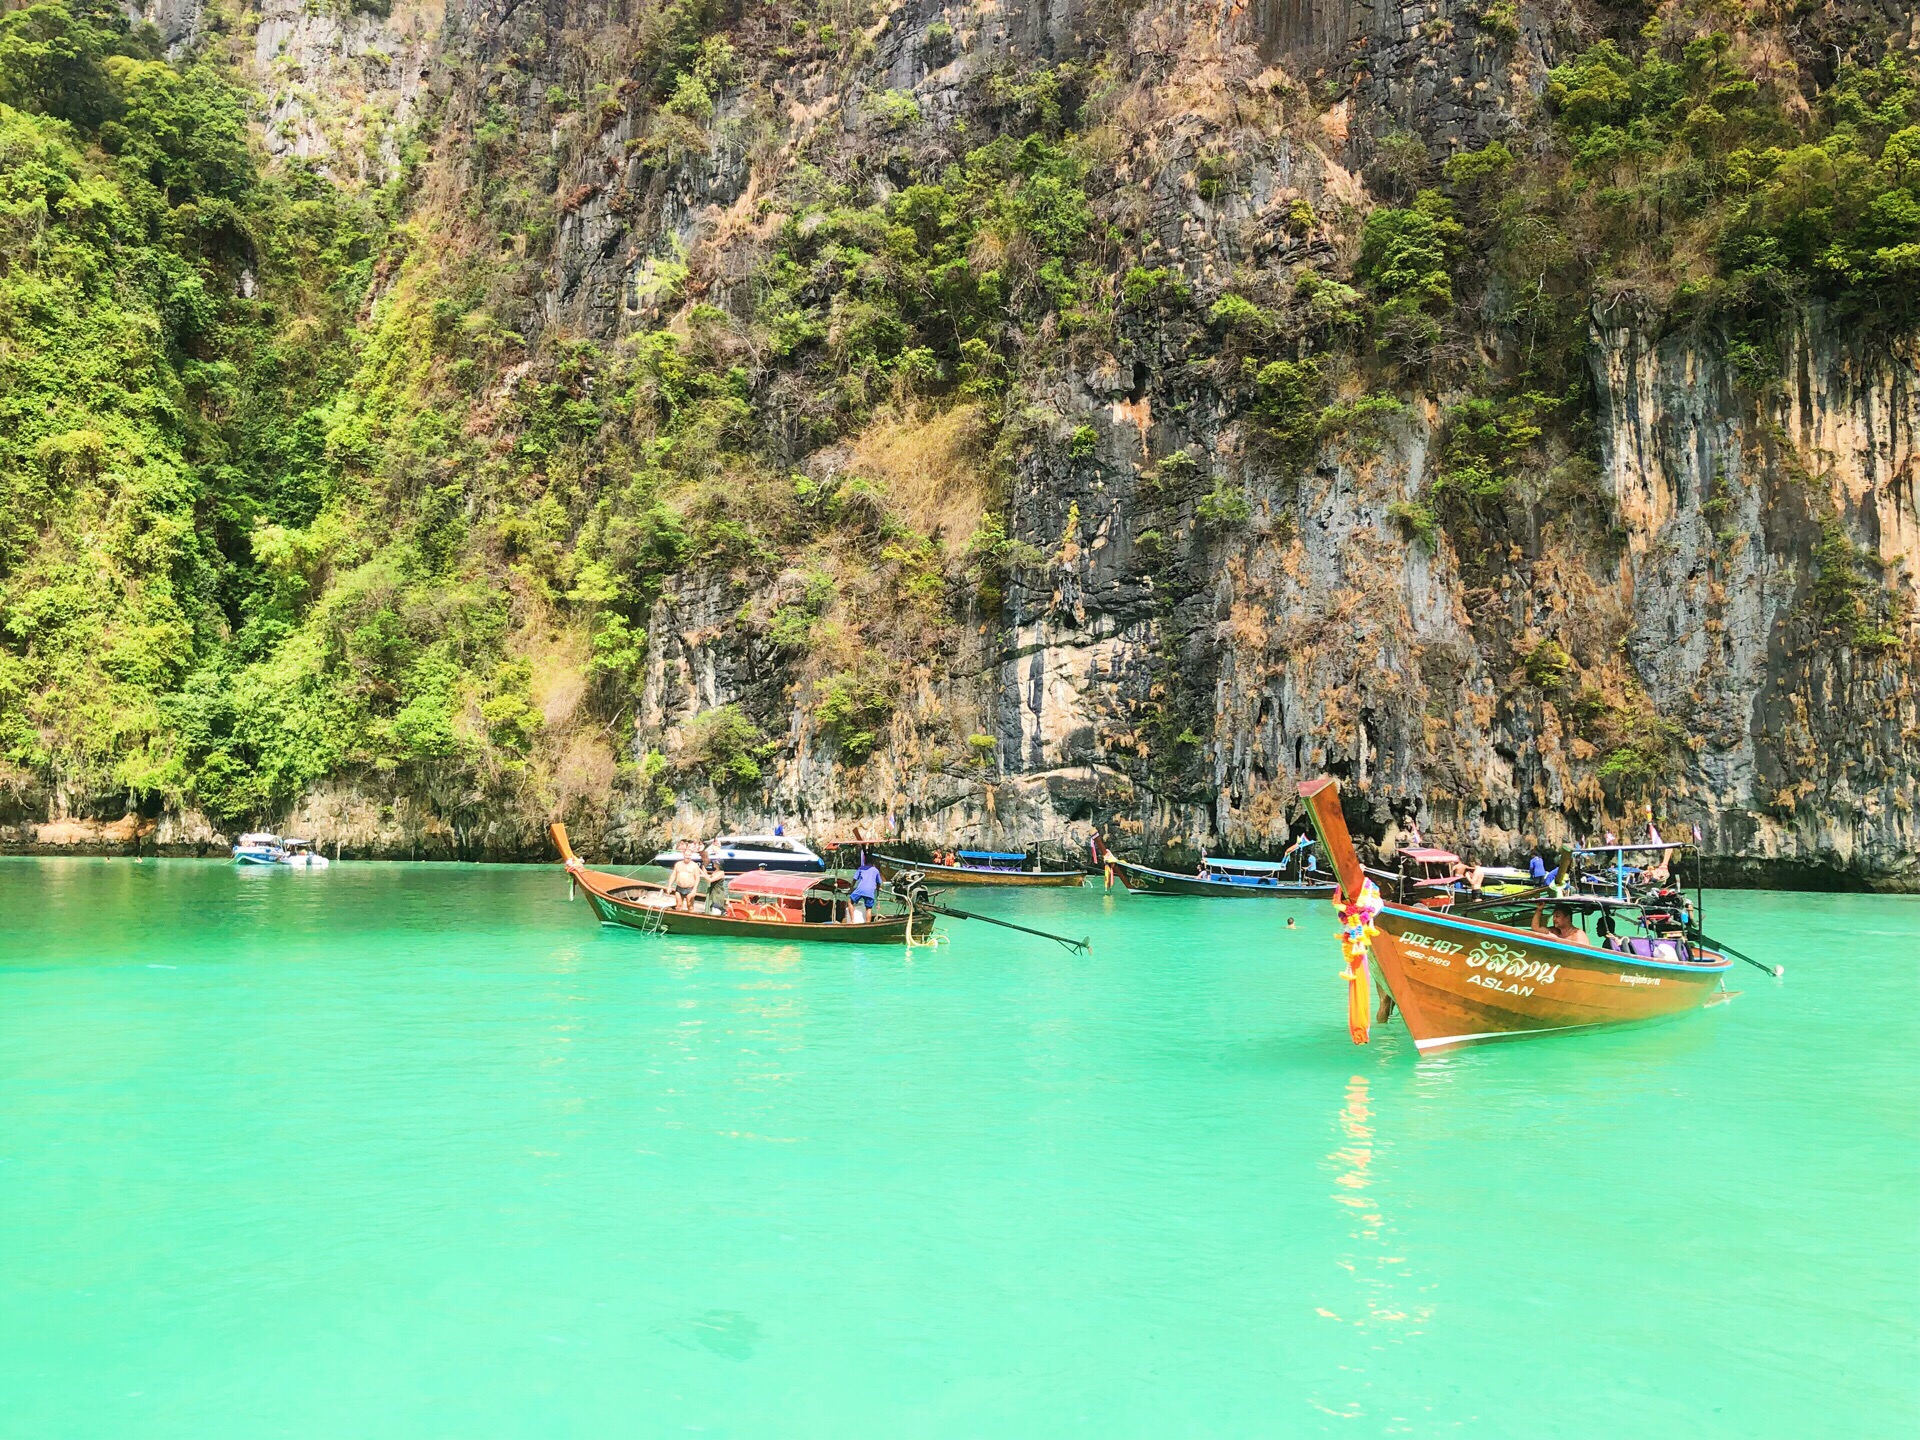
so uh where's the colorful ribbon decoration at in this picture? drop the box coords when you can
[1332,879,1385,1044]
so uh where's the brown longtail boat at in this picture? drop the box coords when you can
[1297,779,1734,1053]
[549,824,933,944]
[874,850,1086,888]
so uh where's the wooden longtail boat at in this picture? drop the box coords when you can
[1297,779,1733,1053]
[1112,852,1336,898]
[874,850,1086,888]
[550,824,933,944]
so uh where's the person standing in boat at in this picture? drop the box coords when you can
[699,849,726,914]
[669,849,702,912]
[849,853,882,923]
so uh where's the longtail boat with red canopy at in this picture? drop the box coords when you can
[550,824,933,944]
[1297,778,1735,1053]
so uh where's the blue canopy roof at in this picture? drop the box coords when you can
[1201,849,1311,873]
[958,849,1026,862]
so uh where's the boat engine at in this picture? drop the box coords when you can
[889,872,935,907]
[1641,888,1693,935]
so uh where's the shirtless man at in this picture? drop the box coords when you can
[1532,902,1590,946]
[669,849,702,911]
[1449,859,1487,893]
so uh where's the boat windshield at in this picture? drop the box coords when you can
[718,836,807,854]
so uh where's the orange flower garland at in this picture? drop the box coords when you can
[1332,879,1385,1044]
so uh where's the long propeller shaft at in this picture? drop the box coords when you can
[892,877,1089,953]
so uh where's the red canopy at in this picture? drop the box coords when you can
[1401,847,1461,863]
[725,871,836,899]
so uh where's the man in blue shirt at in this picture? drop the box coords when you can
[850,854,882,920]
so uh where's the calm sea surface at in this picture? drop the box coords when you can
[1,859,1914,1437]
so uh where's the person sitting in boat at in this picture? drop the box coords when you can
[669,850,702,912]
[1531,902,1591,946]
[699,850,726,914]
[849,856,882,922]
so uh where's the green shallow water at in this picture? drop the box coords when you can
[1,860,1914,1437]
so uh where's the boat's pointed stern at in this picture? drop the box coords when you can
[1297,778,1365,900]
[549,822,578,865]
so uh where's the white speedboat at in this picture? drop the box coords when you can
[650,833,825,874]
[278,838,331,869]
[232,833,285,864]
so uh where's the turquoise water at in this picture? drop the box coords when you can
[1,860,1914,1437]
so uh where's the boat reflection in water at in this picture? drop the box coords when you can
[1309,1073,1431,1425]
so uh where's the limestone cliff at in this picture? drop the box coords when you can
[6,0,1915,887]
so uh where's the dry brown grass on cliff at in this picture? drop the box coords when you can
[528,626,591,730]
[846,403,990,556]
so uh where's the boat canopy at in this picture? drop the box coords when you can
[1573,842,1694,855]
[1400,847,1460,864]
[958,849,1025,862]
[236,833,282,846]
[724,871,841,899]
[1201,855,1308,873]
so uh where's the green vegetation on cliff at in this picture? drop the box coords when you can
[0,0,380,817]
[0,0,1913,848]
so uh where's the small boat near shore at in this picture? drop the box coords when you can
[1298,778,1733,1053]
[1112,849,1336,898]
[232,833,284,864]
[554,824,931,944]
[874,850,1086,888]
[278,839,330,869]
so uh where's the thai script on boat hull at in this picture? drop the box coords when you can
[1463,940,1561,986]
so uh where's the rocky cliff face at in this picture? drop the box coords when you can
[12,0,1914,886]
[1593,307,1918,881]
[138,0,439,180]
